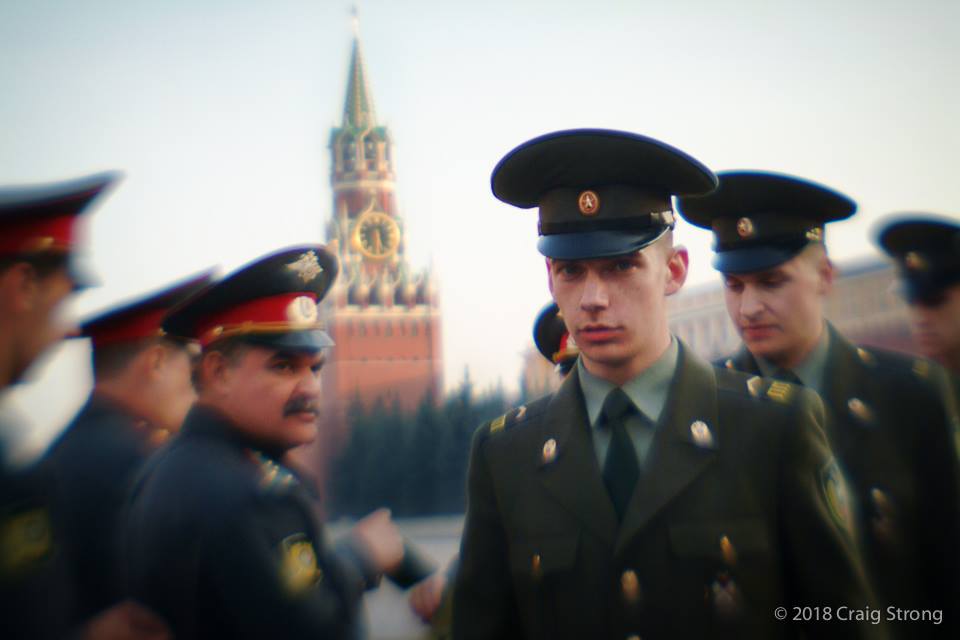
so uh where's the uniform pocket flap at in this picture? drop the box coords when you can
[510,533,579,576]
[669,518,769,558]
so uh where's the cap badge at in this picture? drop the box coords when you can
[736,217,755,238]
[904,251,928,271]
[286,296,319,326]
[286,251,324,283]
[690,420,714,448]
[577,190,600,216]
[805,227,823,242]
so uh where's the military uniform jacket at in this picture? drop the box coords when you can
[0,443,74,640]
[124,405,378,640]
[722,325,960,636]
[453,341,883,640]
[44,395,154,623]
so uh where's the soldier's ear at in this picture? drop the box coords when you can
[144,343,167,375]
[664,245,689,297]
[198,350,231,393]
[816,254,835,296]
[546,259,555,297]
[0,262,39,313]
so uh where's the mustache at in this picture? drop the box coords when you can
[283,397,320,417]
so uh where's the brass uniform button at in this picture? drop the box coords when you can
[720,535,737,567]
[531,553,542,578]
[621,569,641,604]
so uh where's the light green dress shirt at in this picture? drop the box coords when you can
[577,336,679,468]
[756,323,831,396]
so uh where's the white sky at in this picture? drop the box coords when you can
[1,0,958,453]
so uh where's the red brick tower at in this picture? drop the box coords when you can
[320,24,442,415]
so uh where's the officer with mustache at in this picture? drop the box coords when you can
[125,246,407,639]
[677,172,960,638]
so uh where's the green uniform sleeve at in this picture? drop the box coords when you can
[453,426,523,640]
[778,388,889,640]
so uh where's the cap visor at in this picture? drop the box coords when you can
[538,229,667,260]
[712,245,804,274]
[240,329,334,352]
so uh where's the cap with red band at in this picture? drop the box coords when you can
[80,271,216,349]
[0,172,120,261]
[163,246,339,351]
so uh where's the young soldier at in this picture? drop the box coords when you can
[678,171,960,638]
[877,215,960,395]
[125,246,407,639]
[44,271,213,625]
[454,130,881,639]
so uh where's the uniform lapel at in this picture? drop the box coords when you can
[537,372,619,548]
[822,324,860,414]
[615,342,720,555]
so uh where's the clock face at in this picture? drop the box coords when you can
[352,211,400,260]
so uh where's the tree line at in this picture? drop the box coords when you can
[327,373,512,518]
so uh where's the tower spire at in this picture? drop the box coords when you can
[342,6,377,130]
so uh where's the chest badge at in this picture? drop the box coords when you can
[542,438,558,464]
[690,420,714,448]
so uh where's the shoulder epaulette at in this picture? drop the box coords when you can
[488,396,550,435]
[717,368,797,405]
[912,358,930,379]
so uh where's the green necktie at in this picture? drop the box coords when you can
[601,388,640,521]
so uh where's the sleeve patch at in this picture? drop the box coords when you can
[820,460,853,534]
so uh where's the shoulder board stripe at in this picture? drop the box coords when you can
[766,381,793,403]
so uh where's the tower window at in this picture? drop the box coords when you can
[342,136,355,171]
[385,322,393,337]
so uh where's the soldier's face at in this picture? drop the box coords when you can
[217,346,325,449]
[908,283,960,365]
[722,248,832,367]
[547,242,686,383]
[1,263,77,385]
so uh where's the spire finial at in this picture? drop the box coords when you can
[341,5,377,129]
[351,5,360,38]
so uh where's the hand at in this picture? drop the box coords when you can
[408,571,448,623]
[351,508,404,574]
[81,600,171,640]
